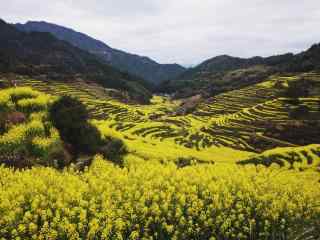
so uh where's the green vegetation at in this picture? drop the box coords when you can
[49,96,102,155]
[161,43,320,98]
[0,87,127,169]
[15,21,186,85]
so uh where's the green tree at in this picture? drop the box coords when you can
[49,96,127,166]
[49,96,102,155]
[285,78,312,99]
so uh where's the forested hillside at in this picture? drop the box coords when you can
[0,19,152,103]
[161,43,320,98]
[15,21,186,84]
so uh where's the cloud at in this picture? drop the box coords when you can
[1,0,320,65]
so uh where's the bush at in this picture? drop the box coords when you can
[49,96,103,155]
[49,95,88,130]
[74,123,103,154]
[289,105,310,119]
[16,95,51,114]
[49,95,128,165]
[175,157,201,168]
[0,147,32,169]
[99,138,127,166]
[46,143,72,169]
[284,78,312,98]
[0,120,45,154]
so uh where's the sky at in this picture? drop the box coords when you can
[1,0,320,66]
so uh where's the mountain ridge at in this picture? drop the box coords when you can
[15,21,186,84]
[160,43,320,98]
[0,19,152,103]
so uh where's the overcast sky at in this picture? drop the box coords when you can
[1,0,320,66]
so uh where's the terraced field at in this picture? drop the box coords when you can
[238,144,320,171]
[10,72,320,158]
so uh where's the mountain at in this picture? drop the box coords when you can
[15,21,186,84]
[160,44,320,98]
[176,53,294,80]
[0,19,152,103]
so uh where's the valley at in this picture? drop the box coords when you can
[0,15,320,240]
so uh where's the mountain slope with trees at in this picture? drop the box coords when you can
[0,19,152,103]
[160,44,320,98]
[15,21,186,84]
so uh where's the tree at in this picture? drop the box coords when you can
[49,96,102,155]
[49,96,128,166]
[49,95,88,129]
[284,78,312,99]
[289,105,310,120]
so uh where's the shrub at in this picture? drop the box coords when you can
[284,78,312,98]
[99,138,127,166]
[49,96,102,155]
[289,105,310,119]
[49,95,88,130]
[0,120,45,153]
[0,91,12,109]
[46,143,72,169]
[0,147,32,169]
[74,123,103,154]
[29,128,60,160]
[175,157,199,168]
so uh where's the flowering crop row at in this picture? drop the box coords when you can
[0,156,319,240]
[0,88,60,163]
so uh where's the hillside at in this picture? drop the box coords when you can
[0,19,152,103]
[161,43,320,98]
[1,70,320,239]
[1,17,320,240]
[6,72,319,157]
[1,71,320,235]
[15,21,186,84]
